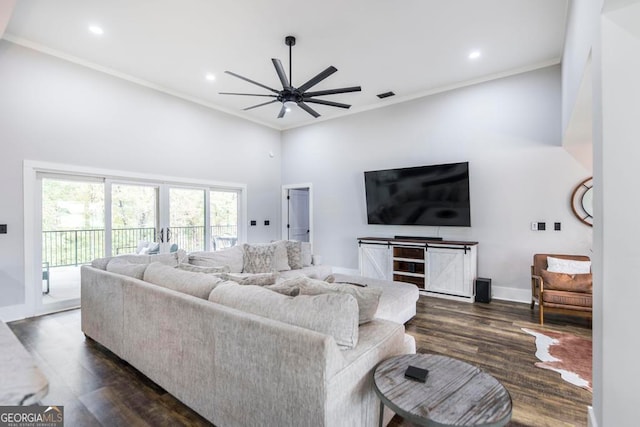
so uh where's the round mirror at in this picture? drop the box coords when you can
[571,177,593,226]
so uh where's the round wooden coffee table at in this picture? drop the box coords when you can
[373,353,512,427]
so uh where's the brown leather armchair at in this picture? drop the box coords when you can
[531,254,592,325]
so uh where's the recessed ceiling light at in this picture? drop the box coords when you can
[468,50,481,60]
[205,73,216,81]
[88,25,104,35]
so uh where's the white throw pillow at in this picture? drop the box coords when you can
[547,256,591,274]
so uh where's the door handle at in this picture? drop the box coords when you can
[167,227,171,242]
[159,228,164,243]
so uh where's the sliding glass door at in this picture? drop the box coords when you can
[169,187,206,253]
[111,183,158,255]
[34,166,244,314]
[210,190,239,250]
[40,176,104,310]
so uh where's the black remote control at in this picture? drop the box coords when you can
[404,365,429,383]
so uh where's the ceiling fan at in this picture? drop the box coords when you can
[219,36,362,119]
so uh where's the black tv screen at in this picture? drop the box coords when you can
[364,162,471,227]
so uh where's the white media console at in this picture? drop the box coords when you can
[358,237,478,302]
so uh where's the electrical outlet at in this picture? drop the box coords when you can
[0,224,6,234]
[554,222,561,231]
[531,222,538,231]
[264,220,270,226]
[538,222,546,231]
[250,220,257,226]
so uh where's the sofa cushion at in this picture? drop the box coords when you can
[144,262,223,300]
[188,245,244,273]
[546,256,591,274]
[208,282,359,349]
[541,270,592,293]
[221,272,279,286]
[91,257,111,270]
[275,277,382,325]
[176,263,230,274]
[106,258,148,280]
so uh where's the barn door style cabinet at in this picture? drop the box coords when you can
[358,237,478,302]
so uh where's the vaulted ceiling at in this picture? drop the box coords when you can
[3,0,569,130]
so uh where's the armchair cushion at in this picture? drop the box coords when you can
[542,290,592,309]
[540,270,592,293]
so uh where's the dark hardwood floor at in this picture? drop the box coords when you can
[8,296,591,427]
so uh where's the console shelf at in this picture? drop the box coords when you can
[358,237,478,302]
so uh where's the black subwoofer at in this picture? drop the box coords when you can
[475,278,492,303]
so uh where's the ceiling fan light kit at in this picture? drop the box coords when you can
[220,36,362,118]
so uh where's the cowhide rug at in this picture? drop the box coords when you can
[522,328,592,392]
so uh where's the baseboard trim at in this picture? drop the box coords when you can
[588,406,597,427]
[0,304,27,322]
[491,286,530,303]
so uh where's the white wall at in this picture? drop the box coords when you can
[562,0,604,133]
[593,3,640,425]
[0,41,282,309]
[282,65,592,300]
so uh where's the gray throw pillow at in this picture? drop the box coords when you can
[275,277,382,324]
[301,242,312,267]
[242,243,277,274]
[209,282,359,349]
[281,240,303,270]
[177,263,230,274]
[222,272,279,286]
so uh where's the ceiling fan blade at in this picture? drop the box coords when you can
[219,92,277,97]
[243,99,278,111]
[272,59,290,89]
[224,71,279,94]
[305,98,351,109]
[303,86,362,97]
[297,66,338,92]
[277,104,287,119]
[296,101,320,118]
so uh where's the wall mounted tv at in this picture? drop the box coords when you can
[364,162,471,227]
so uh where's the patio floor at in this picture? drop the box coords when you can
[42,265,81,304]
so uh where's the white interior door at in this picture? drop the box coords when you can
[288,188,310,242]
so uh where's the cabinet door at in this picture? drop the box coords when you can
[425,247,470,296]
[359,244,392,280]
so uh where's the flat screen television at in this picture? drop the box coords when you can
[364,162,471,227]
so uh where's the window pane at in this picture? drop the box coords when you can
[210,190,238,250]
[111,184,157,255]
[170,188,205,252]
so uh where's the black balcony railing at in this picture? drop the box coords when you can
[42,225,237,267]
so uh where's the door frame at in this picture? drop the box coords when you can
[23,160,247,318]
[281,183,313,244]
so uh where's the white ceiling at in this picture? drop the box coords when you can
[3,0,569,130]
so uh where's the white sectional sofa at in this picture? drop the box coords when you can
[81,243,419,426]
